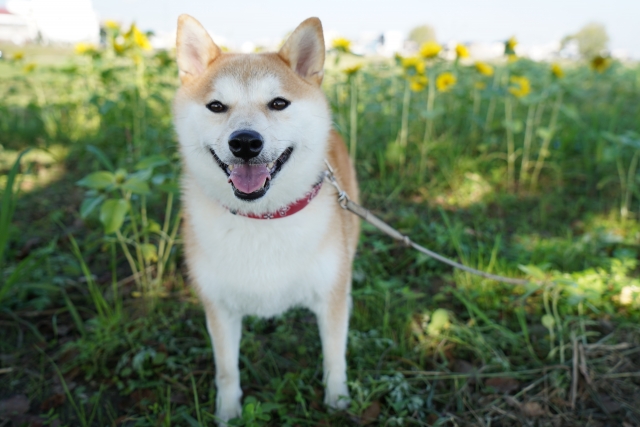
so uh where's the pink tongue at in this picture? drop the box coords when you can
[229,164,270,194]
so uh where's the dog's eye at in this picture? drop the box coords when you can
[268,98,290,111]
[206,101,228,113]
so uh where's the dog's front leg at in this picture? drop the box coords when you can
[204,301,243,424]
[314,280,352,410]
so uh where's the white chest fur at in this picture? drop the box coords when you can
[184,178,342,317]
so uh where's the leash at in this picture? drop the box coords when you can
[323,160,533,286]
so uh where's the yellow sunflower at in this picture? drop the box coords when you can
[551,63,564,78]
[475,61,494,76]
[23,62,36,73]
[74,42,97,55]
[401,56,425,76]
[508,76,531,98]
[455,44,469,59]
[409,74,428,92]
[590,55,611,73]
[436,72,456,92]
[505,36,517,55]
[11,51,24,61]
[105,20,119,30]
[419,41,442,59]
[126,24,152,51]
[332,37,351,53]
[343,63,362,76]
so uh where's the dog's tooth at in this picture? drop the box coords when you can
[228,164,235,171]
[267,162,274,169]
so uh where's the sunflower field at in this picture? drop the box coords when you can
[1,25,640,426]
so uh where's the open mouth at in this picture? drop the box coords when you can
[209,147,294,201]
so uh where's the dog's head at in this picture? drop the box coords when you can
[173,15,331,215]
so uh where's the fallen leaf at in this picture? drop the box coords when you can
[452,360,475,374]
[8,414,49,427]
[598,394,621,413]
[0,394,30,416]
[41,393,66,411]
[130,389,157,409]
[360,400,380,425]
[169,392,189,405]
[521,401,545,417]
[485,377,520,393]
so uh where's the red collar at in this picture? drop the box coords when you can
[230,180,324,220]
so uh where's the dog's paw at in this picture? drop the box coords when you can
[216,389,242,426]
[216,402,242,426]
[324,383,351,411]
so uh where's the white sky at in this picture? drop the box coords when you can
[4,0,639,57]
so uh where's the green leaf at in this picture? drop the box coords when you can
[518,264,546,280]
[560,104,580,122]
[86,145,115,172]
[427,309,450,335]
[157,182,179,194]
[121,177,150,195]
[77,171,115,189]
[536,127,552,140]
[140,243,158,263]
[147,220,161,233]
[100,199,129,234]
[503,119,523,133]
[541,314,555,330]
[80,195,105,218]
[135,155,169,170]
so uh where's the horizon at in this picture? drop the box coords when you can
[1,0,639,58]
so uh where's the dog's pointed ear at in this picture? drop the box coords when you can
[176,14,221,84]
[278,17,325,85]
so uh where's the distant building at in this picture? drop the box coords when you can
[2,0,99,44]
[0,6,35,44]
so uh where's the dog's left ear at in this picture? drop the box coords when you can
[278,17,325,86]
[176,14,221,84]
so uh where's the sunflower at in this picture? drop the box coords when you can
[409,74,428,92]
[436,72,456,92]
[475,61,494,76]
[113,41,126,54]
[343,63,362,76]
[332,37,351,53]
[105,20,119,30]
[590,55,611,73]
[419,41,442,59]
[74,42,97,55]
[23,63,36,73]
[126,24,152,51]
[401,56,425,76]
[508,76,531,98]
[11,51,24,61]
[455,44,469,59]
[505,36,517,55]
[551,63,564,78]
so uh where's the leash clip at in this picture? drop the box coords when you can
[323,159,350,209]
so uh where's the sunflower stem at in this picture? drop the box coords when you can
[349,74,358,162]
[518,103,536,191]
[530,90,563,192]
[419,74,436,183]
[397,79,412,167]
[504,96,516,193]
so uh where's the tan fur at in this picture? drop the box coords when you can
[175,15,359,424]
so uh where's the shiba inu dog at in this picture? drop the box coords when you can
[173,14,360,423]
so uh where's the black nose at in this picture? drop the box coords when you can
[228,130,264,160]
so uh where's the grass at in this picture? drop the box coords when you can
[1,35,640,426]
